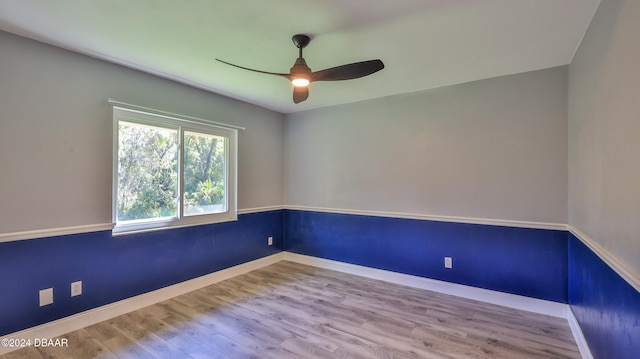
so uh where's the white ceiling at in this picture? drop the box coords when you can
[0,0,600,114]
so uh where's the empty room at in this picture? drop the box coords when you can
[0,1,638,358]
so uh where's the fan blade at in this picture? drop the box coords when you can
[293,86,309,104]
[311,59,384,82]
[216,59,289,78]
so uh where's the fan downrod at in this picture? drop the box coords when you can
[292,34,311,49]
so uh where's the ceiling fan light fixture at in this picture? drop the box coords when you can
[291,78,310,87]
[215,34,384,103]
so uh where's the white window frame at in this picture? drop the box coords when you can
[111,104,238,235]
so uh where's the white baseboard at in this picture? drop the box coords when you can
[567,307,594,359]
[282,252,568,318]
[1,251,592,359]
[0,252,286,355]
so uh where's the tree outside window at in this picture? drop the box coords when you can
[112,106,237,235]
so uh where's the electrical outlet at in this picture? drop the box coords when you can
[268,236,273,246]
[39,288,53,307]
[71,281,82,297]
[444,257,453,269]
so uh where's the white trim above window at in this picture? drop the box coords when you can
[111,103,238,235]
[107,99,246,131]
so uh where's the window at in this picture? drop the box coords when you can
[111,104,237,235]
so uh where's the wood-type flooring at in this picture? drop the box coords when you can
[2,261,581,358]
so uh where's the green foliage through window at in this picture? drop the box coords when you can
[117,122,178,221]
[184,132,226,215]
[112,105,237,234]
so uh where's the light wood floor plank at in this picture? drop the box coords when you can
[4,261,581,358]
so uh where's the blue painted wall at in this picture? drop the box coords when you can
[0,210,283,336]
[4,208,638,359]
[569,234,640,359]
[284,210,568,302]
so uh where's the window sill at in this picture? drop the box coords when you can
[112,212,238,236]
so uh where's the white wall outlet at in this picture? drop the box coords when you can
[71,281,82,297]
[39,288,53,306]
[268,236,273,246]
[444,257,453,269]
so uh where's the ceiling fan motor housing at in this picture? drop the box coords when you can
[290,57,312,82]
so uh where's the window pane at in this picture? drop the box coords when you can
[117,121,178,221]
[184,131,226,216]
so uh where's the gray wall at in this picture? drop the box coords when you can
[285,67,568,224]
[0,30,284,234]
[569,0,640,277]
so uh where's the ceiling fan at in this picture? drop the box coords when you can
[216,34,384,104]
